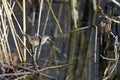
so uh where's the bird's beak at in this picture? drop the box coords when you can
[48,38,51,42]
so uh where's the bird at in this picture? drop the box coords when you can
[26,34,51,47]
[26,34,51,70]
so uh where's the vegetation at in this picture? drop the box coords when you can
[0,0,120,80]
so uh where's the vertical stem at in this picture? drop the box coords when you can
[94,26,98,63]
[23,0,26,62]
[46,0,63,34]
[42,0,53,36]
[65,0,78,80]
[0,14,12,63]
[80,29,93,80]
[37,0,44,35]
[92,0,97,24]
[94,26,98,80]
[1,0,24,62]
[71,0,79,28]
[74,31,85,80]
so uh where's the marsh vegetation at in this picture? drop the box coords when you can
[0,0,120,80]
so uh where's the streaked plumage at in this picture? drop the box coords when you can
[27,35,41,47]
[27,35,51,47]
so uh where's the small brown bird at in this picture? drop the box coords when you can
[27,35,51,47]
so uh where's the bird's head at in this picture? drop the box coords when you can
[41,36,51,45]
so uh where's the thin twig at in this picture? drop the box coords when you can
[37,0,44,35]
[102,32,119,80]
[16,34,32,56]
[0,10,12,63]
[23,0,27,62]
[0,72,54,79]
[7,2,23,34]
[111,0,120,7]
[54,26,91,38]
[46,0,63,34]
[94,26,98,63]
[99,6,120,24]
[39,63,72,72]
[42,0,53,36]
[16,0,32,23]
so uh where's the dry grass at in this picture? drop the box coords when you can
[0,0,120,80]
